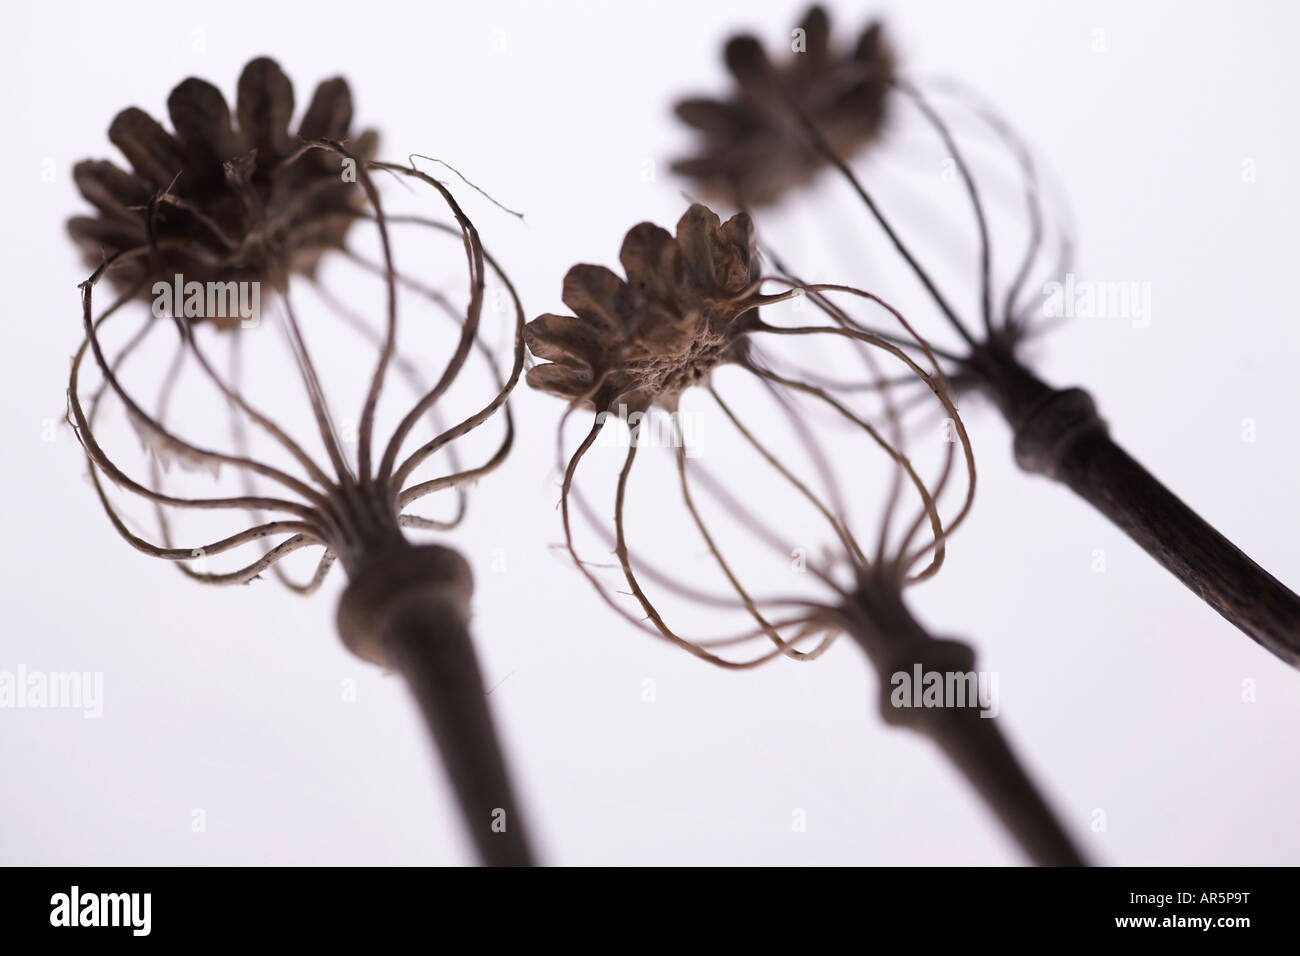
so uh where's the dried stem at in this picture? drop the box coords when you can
[337,543,533,866]
[968,343,1300,666]
[836,575,1085,866]
[772,62,1300,666]
[69,140,537,863]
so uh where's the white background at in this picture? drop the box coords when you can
[2,0,1298,865]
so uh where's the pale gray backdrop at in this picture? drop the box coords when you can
[2,0,1297,864]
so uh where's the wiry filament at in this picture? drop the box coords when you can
[147,335,300,584]
[763,78,978,348]
[767,63,1077,356]
[313,278,467,530]
[556,415,823,661]
[167,293,336,495]
[761,247,966,364]
[76,274,327,508]
[559,432,809,609]
[69,144,522,592]
[709,386,866,573]
[277,282,355,486]
[743,374,850,532]
[74,287,328,584]
[892,80,994,337]
[545,254,976,666]
[745,359,943,580]
[671,421,840,661]
[920,78,1079,336]
[223,333,335,593]
[754,280,977,570]
[345,145,400,483]
[372,164,488,487]
[610,437,825,668]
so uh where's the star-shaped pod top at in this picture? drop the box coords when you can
[525,204,763,413]
[68,57,378,325]
[672,6,894,206]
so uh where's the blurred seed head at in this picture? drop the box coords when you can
[672,5,894,206]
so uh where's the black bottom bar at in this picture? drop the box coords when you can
[0,866,1286,942]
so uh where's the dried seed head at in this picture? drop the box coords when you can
[67,63,525,598]
[672,5,894,206]
[68,57,377,328]
[533,203,976,671]
[525,203,762,412]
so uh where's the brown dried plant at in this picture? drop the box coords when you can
[66,58,532,866]
[70,58,378,326]
[528,203,1083,865]
[672,5,893,207]
[670,5,1300,667]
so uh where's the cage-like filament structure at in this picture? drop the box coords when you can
[530,206,1093,865]
[68,144,523,599]
[669,8,1300,669]
[529,204,975,669]
[672,5,1076,388]
[65,59,537,866]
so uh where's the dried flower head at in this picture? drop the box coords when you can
[672,5,894,206]
[527,208,1096,865]
[667,4,1300,678]
[525,204,769,412]
[67,59,522,603]
[68,57,377,327]
[673,6,1083,396]
[528,202,974,670]
[66,61,533,865]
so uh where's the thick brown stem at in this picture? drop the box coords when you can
[843,578,1085,866]
[967,344,1300,668]
[337,543,535,866]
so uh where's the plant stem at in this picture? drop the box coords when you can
[842,576,1086,866]
[337,543,535,866]
[966,343,1300,668]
